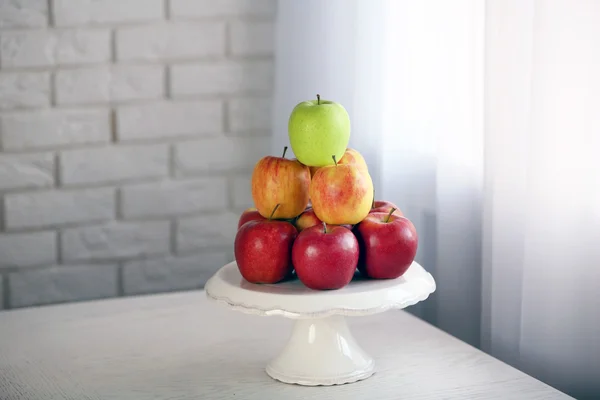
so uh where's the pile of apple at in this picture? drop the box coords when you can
[234,95,418,290]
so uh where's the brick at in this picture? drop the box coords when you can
[0,108,110,151]
[171,60,273,97]
[61,144,168,186]
[175,136,267,175]
[117,101,222,141]
[0,72,50,110]
[230,21,274,56]
[229,97,272,133]
[123,252,228,295]
[61,221,170,262]
[0,30,54,68]
[0,152,54,191]
[0,231,56,268]
[0,29,110,68]
[55,29,111,65]
[55,65,164,105]
[53,0,163,27]
[0,0,48,29]
[121,178,228,219]
[231,175,253,209]
[116,23,225,61]
[176,212,237,252]
[4,188,114,229]
[9,264,118,308]
[170,0,275,18]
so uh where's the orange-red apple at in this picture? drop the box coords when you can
[309,166,320,178]
[309,156,374,225]
[294,208,322,232]
[338,148,368,174]
[251,147,310,220]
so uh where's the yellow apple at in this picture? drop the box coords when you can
[338,148,368,174]
[251,147,311,219]
[309,156,374,225]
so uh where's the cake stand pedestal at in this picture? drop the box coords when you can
[205,261,435,386]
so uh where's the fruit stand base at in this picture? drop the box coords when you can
[205,261,435,387]
[265,315,374,386]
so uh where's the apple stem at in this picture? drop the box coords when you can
[322,221,327,234]
[317,94,321,105]
[385,208,397,223]
[282,146,288,158]
[332,155,337,167]
[269,204,281,220]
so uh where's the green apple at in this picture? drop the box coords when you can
[288,95,351,167]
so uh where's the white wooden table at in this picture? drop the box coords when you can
[0,291,570,399]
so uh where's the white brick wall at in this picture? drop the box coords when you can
[0,108,110,150]
[230,21,274,56]
[60,144,169,185]
[116,23,225,61]
[228,96,272,133]
[61,221,170,261]
[122,252,228,295]
[174,136,268,174]
[4,187,115,229]
[169,0,275,18]
[0,29,111,68]
[0,71,51,109]
[176,212,238,252]
[0,231,56,268]
[170,60,273,96]
[0,0,275,309]
[55,65,164,105]
[9,264,118,308]
[120,178,228,218]
[0,0,48,29]
[231,174,253,210]
[0,152,54,190]
[116,101,222,140]
[52,0,164,27]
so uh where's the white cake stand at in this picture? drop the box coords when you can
[205,261,436,386]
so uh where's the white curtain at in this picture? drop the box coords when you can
[272,0,600,398]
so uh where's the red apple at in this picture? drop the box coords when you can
[294,208,322,232]
[238,207,265,229]
[370,200,403,217]
[235,205,298,284]
[292,222,358,290]
[355,209,418,279]
[252,147,311,220]
[310,156,373,225]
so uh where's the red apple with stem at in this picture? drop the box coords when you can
[292,222,359,290]
[237,207,265,229]
[371,200,403,217]
[355,208,418,279]
[235,204,298,284]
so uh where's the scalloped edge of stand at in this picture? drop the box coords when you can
[265,360,375,386]
[205,272,436,319]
